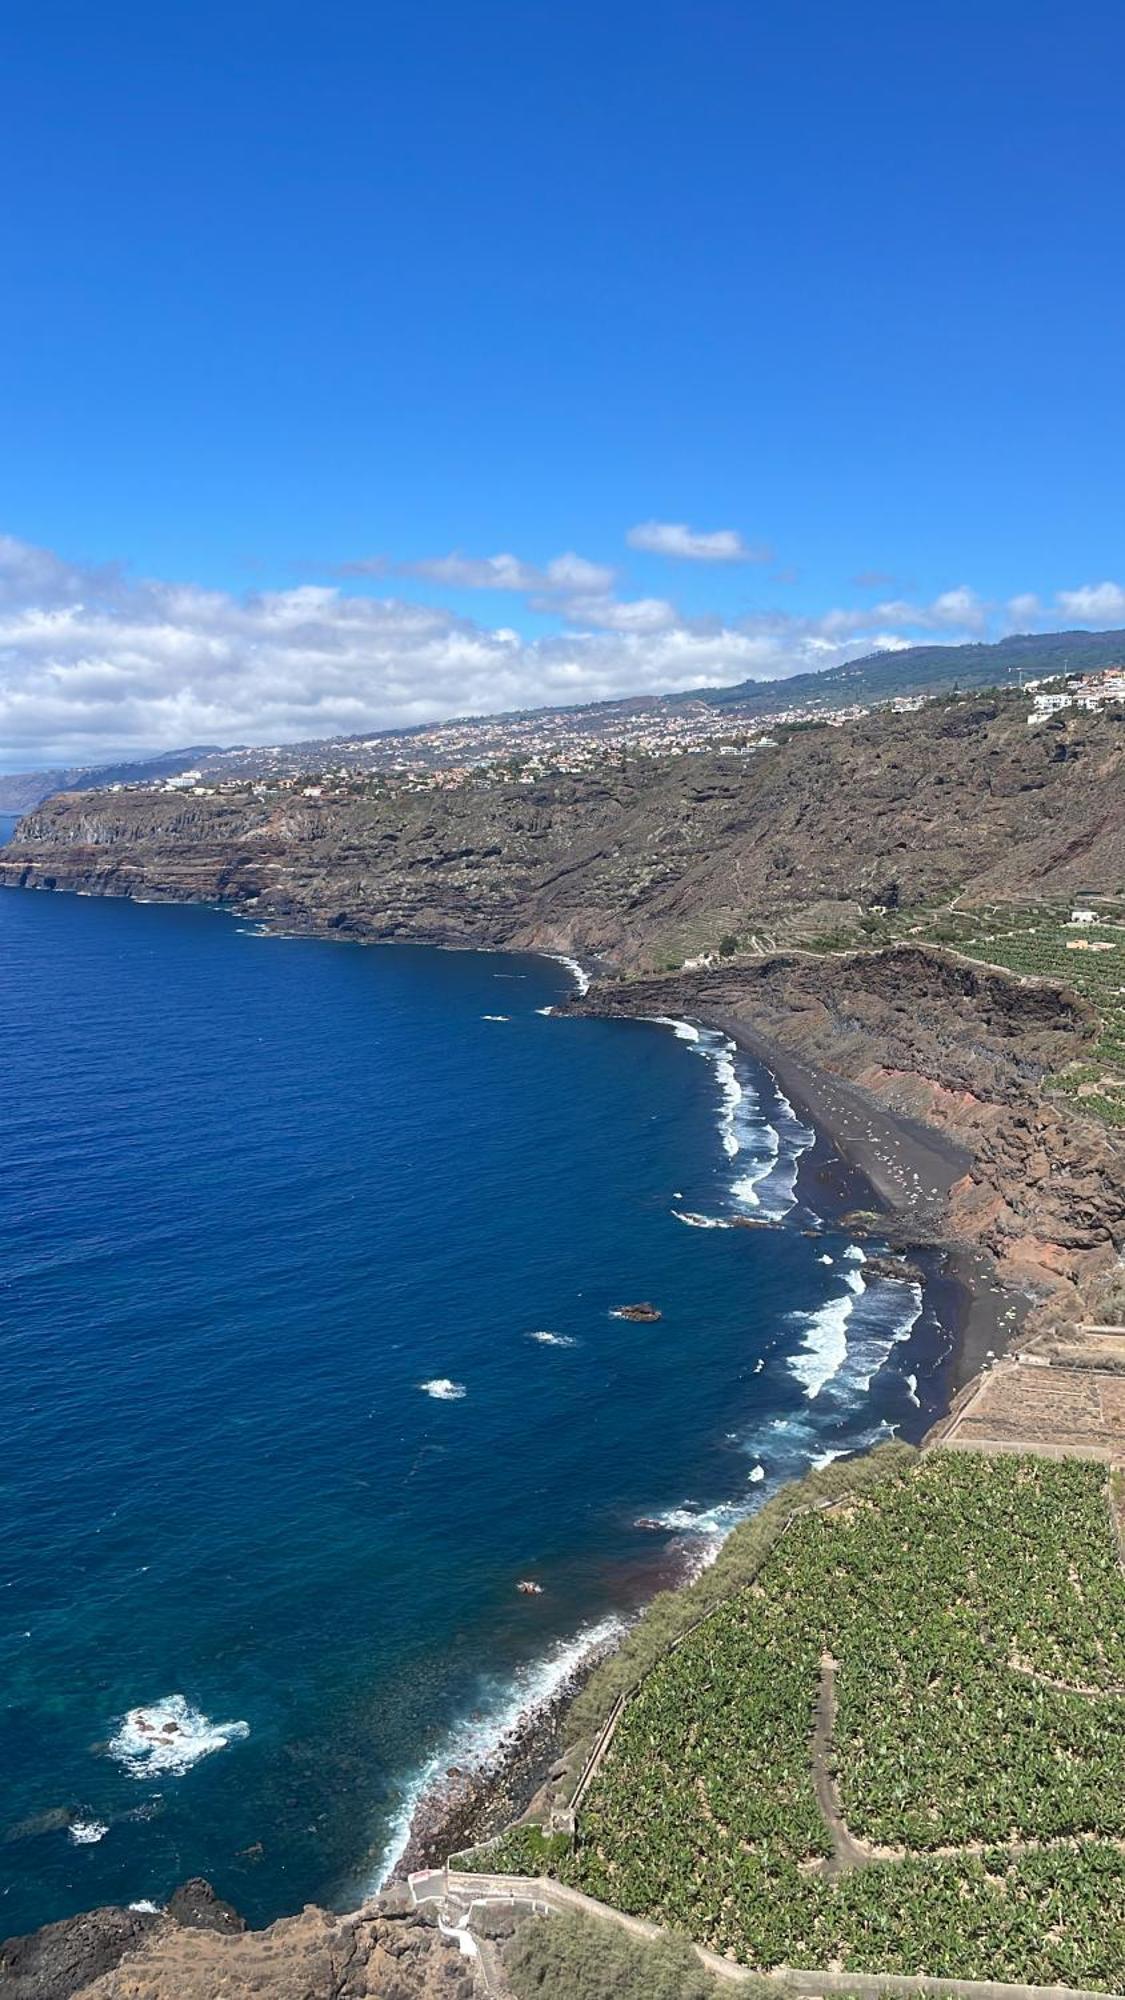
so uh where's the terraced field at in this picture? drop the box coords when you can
[475,1454,1125,1988]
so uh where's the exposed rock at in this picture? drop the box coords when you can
[162,1879,244,1934]
[3,703,1123,970]
[610,1303,662,1322]
[0,1896,476,2000]
[860,1254,925,1286]
[0,1906,160,2000]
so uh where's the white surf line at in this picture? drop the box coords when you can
[373,1613,624,1889]
[552,954,590,994]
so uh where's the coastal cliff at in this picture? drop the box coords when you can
[0,1881,473,2000]
[563,947,1125,1323]
[3,698,1123,969]
[4,694,1121,1328]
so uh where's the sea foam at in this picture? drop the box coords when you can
[374,1613,624,1887]
[108,1696,249,1777]
[551,954,590,995]
[418,1378,466,1400]
[787,1258,867,1398]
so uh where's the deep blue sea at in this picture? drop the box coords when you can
[0,846,953,1936]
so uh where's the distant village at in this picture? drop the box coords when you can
[103,665,1125,807]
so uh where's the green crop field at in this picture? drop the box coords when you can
[470,1454,1125,1989]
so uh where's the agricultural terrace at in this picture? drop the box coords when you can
[474,1453,1125,1989]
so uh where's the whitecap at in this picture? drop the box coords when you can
[68,1819,108,1845]
[819,1253,834,1265]
[550,954,590,995]
[480,1014,509,1022]
[374,1613,624,1887]
[535,1005,554,1017]
[748,1463,765,1483]
[108,1696,249,1778]
[787,1259,866,1398]
[418,1378,466,1400]
[129,1900,160,1914]
[904,1372,920,1407]
[671,1209,728,1229]
[525,1330,577,1348]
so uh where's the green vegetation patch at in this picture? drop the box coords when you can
[504,1908,733,2000]
[544,1454,1125,1987]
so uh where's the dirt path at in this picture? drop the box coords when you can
[810,1655,866,1876]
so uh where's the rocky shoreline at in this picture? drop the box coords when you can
[376,1017,1004,1886]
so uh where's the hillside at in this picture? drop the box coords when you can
[4,694,1123,967]
[2,627,1122,812]
[700,625,1125,712]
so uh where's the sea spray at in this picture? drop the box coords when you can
[373,1614,624,1886]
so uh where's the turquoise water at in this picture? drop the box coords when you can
[0,877,948,1936]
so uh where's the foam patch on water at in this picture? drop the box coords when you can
[108,1697,249,1777]
[525,1330,577,1347]
[68,1818,108,1844]
[551,954,590,995]
[374,1613,624,1887]
[671,1209,729,1229]
[480,1014,509,1022]
[129,1900,160,1913]
[650,1019,811,1220]
[418,1378,466,1400]
[787,1258,867,1398]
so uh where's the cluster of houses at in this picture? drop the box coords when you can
[1026,666,1125,724]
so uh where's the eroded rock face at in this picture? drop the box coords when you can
[1,1894,476,2000]
[566,948,1125,1320]
[3,704,1123,968]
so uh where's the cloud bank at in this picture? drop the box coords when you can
[0,531,1121,767]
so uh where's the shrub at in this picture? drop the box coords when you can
[504,1910,728,2000]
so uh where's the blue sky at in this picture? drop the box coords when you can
[2,0,1124,763]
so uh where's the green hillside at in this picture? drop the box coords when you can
[700,626,1125,713]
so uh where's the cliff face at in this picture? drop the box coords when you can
[0,1885,474,2000]
[565,947,1125,1315]
[3,701,1123,966]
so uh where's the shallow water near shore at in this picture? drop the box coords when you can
[0,885,952,1935]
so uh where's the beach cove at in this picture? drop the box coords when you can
[0,881,982,1938]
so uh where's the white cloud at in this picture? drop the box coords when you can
[1006,592,1042,625]
[1054,580,1125,622]
[626,520,769,563]
[551,593,679,634]
[401,548,616,594]
[2,531,1122,770]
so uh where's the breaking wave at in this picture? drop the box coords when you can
[418,1378,466,1400]
[108,1697,249,1778]
[525,1330,577,1348]
[374,1613,624,1887]
[550,954,590,996]
[650,1020,812,1220]
[68,1819,108,1845]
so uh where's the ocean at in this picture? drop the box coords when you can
[0,860,953,1936]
